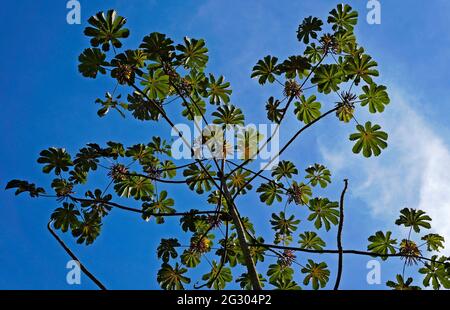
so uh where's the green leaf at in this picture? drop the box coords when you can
[180,249,201,268]
[419,255,450,290]
[51,202,80,233]
[294,95,321,124]
[304,43,323,64]
[140,32,175,62]
[205,74,232,105]
[84,10,130,51]
[270,212,300,236]
[256,181,283,206]
[301,260,330,290]
[273,279,301,290]
[157,238,180,263]
[114,175,154,200]
[5,180,45,197]
[286,181,312,205]
[212,104,245,128]
[327,4,358,31]
[78,48,108,78]
[71,214,101,245]
[183,164,216,194]
[181,95,206,121]
[395,208,431,233]
[307,198,339,231]
[176,37,208,70]
[311,64,343,94]
[157,263,190,290]
[279,55,311,79]
[126,91,161,121]
[251,55,280,85]
[344,53,379,85]
[267,263,294,284]
[305,163,331,188]
[227,168,253,195]
[201,261,233,290]
[299,231,326,250]
[37,147,73,175]
[360,83,390,113]
[142,190,175,223]
[386,274,421,290]
[367,231,397,260]
[349,121,388,157]
[271,160,298,180]
[421,234,445,252]
[141,69,170,100]
[236,273,266,290]
[265,96,283,124]
[297,16,323,44]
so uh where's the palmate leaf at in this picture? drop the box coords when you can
[273,279,301,290]
[181,249,201,268]
[301,260,330,290]
[360,83,390,113]
[212,104,245,128]
[236,273,266,290]
[307,198,339,231]
[205,74,232,105]
[395,208,431,233]
[334,30,356,54]
[181,95,206,121]
[84,10,130,51]
[304,43,323,64]
[5,180,45,197]
[51,202,80,233]
[271,160,298,180]
[256,181,283,206]
[157,238,180,263]
[299,231,326,250]
[183,164,216,194]
[227,168,253,195]
[201,261,233,290]
[270,212,300,236]
[297,16,323,44]
[176,37,208,70]
[286,181,312,206]
[114,176,154,200]
[419,255,450,290]
[367,231,397,260]
[349,121,388,157]
[78,48,108,78]
[140,32,175,62]
[157,263,190,290]
[311,64,343,94]
[37,147,73,175]
[142,190,175,223]
[265,96,283,124]
[421,234,445,252]
[305,163,331,188]
[267,264,294,284]
[251,55,280,85]
[327,4,358,31]
[294,95,321,124]
[386,274,421,290]
[126,91,161,121]
[140,69,170,100]
[71,214,101,245]
[344,53,379,85]
[279,55,311,79]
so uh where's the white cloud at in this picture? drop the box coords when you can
[320,87,450,254]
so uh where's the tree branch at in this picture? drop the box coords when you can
[47,221,107,290]
[334,179,348,290]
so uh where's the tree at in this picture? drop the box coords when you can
[6,4,450,290]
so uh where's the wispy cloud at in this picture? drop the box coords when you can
[320,86,450,254]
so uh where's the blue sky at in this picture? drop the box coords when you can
[1,0,450,289]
